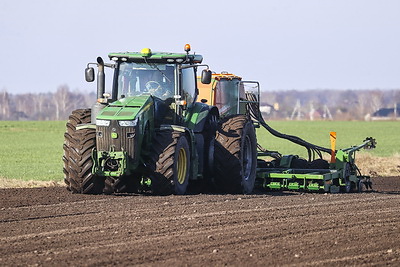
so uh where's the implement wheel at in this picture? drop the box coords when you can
[344,179,352,193]
[357,180,365,193]
[214,115,257,194]
[147,130,190,195]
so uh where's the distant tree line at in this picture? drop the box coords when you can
[0,86,94,121]
[261,89,400,120]
[0,87,399,121]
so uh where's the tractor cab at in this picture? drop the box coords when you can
[108,47,210,105]
[116,62,175,100]
[86,45,211,126]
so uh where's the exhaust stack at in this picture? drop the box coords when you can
[90,57,106,123]
[97,57,105,99]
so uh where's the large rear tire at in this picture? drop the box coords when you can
[147,130,190,195]
[214,115,257,194]
[63,109,91,190]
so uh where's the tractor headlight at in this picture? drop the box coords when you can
[118,119,138,127]
[96,119,110,126]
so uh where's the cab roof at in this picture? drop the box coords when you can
[108,51,203,64]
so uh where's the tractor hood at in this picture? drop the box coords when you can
[96,95,153,120]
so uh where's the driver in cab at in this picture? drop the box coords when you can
[142,70,173,99]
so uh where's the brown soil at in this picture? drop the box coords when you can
[1,177,399,266]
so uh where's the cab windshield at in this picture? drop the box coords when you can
[117,62,175,100]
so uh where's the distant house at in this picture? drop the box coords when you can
[370,105,400,120]
[260,104,274,115]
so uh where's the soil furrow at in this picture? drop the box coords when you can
[0,177,399,266]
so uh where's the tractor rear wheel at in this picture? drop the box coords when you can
[67,128,104,194]
[147,130,190,195]
[214,115,257,194]
[63,109,92,190]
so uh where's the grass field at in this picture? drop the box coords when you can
[0,120,399,184]
[0,121,65,181]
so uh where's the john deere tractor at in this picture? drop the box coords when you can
[64,44,374,195]
[63,44,258,195]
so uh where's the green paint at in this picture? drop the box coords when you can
[267,182,282,189]
[288,182,300,190]
[96,96,152,121]
[108,51,203,64]
[307,183,322,191]
[94,151,128,177]
[258,138,375,193]
[185,103,209,130]
[141,177,152,187]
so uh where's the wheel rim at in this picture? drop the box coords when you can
[243,135,253,181]
[177,147,187,185]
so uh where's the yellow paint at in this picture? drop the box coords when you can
[330,131,336,163]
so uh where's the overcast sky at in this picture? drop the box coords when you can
[1,0,399,94]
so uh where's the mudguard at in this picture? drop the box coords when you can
[186,102,219,133]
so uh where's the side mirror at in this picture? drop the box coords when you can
[85,67,95,82]
[201,69,212,84]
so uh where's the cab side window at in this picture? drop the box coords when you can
[181,68,196,107]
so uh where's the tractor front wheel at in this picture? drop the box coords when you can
[67,127,104,194]
[63,109,91,189]
[147,130,190,195]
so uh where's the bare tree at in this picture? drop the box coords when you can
[1,88,399,121]
[369,90,384,113]
[53,86,72,120]
[0,89,11,119]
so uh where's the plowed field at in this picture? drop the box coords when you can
[1,177,399,266]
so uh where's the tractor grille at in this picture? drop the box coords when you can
[96,121,136,161]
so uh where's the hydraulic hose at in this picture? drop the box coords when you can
[245,92,332,161]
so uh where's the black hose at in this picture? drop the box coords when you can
[245,92,331,161]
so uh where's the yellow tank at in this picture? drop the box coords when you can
[197,73,245,116]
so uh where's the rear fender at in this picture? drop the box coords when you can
[186,102,219,133]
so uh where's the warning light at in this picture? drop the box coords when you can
[141,48,152,57]
[184,44,191,53]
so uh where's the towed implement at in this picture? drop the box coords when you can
[198,72,376,193]
[257,138,375,193]
[63,44,375,195]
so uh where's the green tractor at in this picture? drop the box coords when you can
[63,44,258,195]
[63,44,374,195]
